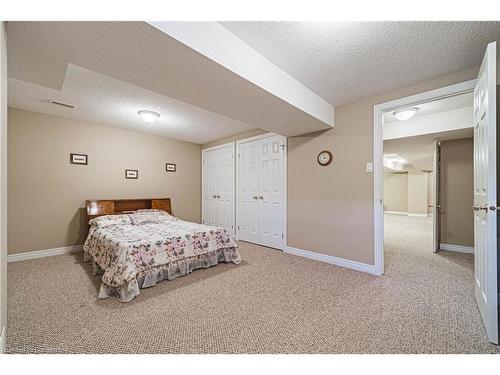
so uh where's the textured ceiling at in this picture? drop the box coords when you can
[6,21,331,142]
[221,22,500,106]
[7,21,499,142]
[384,91,473,123]
[8,64,254,144]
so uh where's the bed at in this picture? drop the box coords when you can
[83,198,241,302]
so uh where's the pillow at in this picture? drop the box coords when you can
[131,210,174,225]
[89,214,132,228]
[135,209,171,215]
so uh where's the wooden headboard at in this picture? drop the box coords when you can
[85,198,172,224]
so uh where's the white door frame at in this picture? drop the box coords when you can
[201,142,236,228]
[432,140,441,253]
[236,132,288,250]
[373,79,477,276]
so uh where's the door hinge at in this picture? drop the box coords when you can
[238,226,240,230]
[282,233,284,239]
[280,144,286,151]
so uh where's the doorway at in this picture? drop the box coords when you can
[373,42,498,344]
[374,79,477,275]
[382,96,475,261]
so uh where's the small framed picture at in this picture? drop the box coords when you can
[166,163,176,172]
[125,169,138,179]
[70,153,88,165]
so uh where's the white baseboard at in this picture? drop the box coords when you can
[285,246,380,275]
[384,211,408,216]
[7,245,83,262]
[0,325,5,353]
[384,212,430,218]
[440,243,474,254]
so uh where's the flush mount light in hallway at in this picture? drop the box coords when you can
[138,110,160,124]
[393,107,419,121]
[383,153,409,171]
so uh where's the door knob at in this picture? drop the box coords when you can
[489,205,500,211]
[473,204,488,211]
[216,195,221,199]
[212,195,217,198]
[428,204,441,208]
[252,196,258,200]
[258,196,264,200]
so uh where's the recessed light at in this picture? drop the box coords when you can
[138,110,160,124]
[383,153,409,171]
[393,107,419,121]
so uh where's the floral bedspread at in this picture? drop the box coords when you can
[83,212,240,295]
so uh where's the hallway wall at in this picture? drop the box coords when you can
[439,138,474,247]
[383,171,408,213]
[408,170,430,215]
[384,169,430,216]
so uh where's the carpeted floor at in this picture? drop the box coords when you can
[6,214,500,353]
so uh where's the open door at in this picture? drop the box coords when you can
[473,41,498,344]
[431,141,441,253]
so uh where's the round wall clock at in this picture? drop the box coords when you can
[317,150,333,166]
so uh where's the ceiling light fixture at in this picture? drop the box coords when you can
[383,153,409,171]
[138,110,160,124]
[393,107,419,121]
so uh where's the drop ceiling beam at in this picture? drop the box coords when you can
[149,21,334,133]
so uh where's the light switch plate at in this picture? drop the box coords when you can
[366,162,373,173]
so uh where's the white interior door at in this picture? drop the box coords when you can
[202,144,235,234]
[237,140,260,243]
[432,141,441,253]
[217,145,235,235]
[202,148,218,226]
[473,41,498,344]
[258,135,285,249]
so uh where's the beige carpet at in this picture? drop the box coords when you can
[6,215,500,353]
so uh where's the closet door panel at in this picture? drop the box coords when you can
[203,145,235,232]
[203,149,218,226]
[202,149,210,225]
[237,140,259,243]
[218,145,235,235]
[258,136,284,249]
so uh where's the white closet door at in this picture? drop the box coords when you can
[237,140,260,243]
[258,135,285,249]
[203,148,218,226]
[202,144,235,233]
[217,145,235,235]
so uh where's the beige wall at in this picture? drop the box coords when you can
[383,172,408,213]
[407,170,429,215]
[0,22,7,348]
[202,128,268,149]
[8,108,202,254]
[439,138,474,247]
[288,67,480,265]
[383,170,431,215]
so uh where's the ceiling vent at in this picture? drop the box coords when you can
[50,100,77,109]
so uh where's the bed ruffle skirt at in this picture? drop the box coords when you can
[84,247,241,302]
